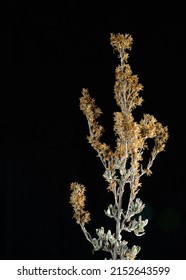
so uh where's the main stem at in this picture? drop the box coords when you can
[113,181,124,259]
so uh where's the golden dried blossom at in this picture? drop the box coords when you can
[80,88,102,120]
[70,182,91,224]
[111,33,144,114]
[110,33,133,52]
[80,88,113,163]
[140,114,157,138]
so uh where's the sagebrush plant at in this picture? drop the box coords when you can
[69,33,169,260]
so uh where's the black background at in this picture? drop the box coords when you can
[0,2,185,260]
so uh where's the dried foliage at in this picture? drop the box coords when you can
[69,33,169,260]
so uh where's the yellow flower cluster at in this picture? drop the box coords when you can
[70,182,91,225]
[80,88,113,162]
[112,34,143,113]
[110,33,133,52]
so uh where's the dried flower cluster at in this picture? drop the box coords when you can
[69,33,169,260]
[70,182,91,224]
